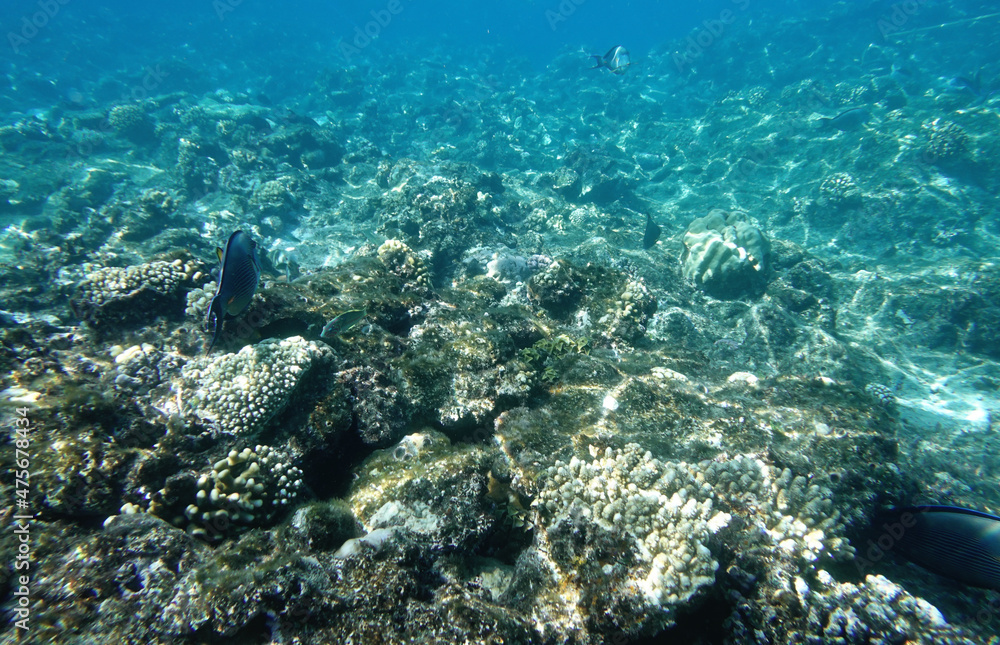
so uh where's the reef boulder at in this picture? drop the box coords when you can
[681,209,770,299]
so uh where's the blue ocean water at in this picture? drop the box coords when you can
[3,0,1000,642]
[1,0,832,97]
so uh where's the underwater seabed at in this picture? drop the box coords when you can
[3,1,1000,642]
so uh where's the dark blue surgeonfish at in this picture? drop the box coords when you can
[880,505,1000,591]
[950,71,1000,105]
[952,71,983,96]
[642,213,661,250]
[589,46,631,75]
[206,230,261,352]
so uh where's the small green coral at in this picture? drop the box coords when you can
[817,172,862,209]
[378,238,432,287]
[108,103,155,143]
[520,333,590,383]
[923,118,970,164]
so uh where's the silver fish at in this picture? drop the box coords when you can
[590,46,631,75]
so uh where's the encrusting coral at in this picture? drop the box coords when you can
[180,336,331,437]
[74,258,205,329]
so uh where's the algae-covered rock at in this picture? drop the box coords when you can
[338,364,412,445]
[399,308,534,434]
[347,430,521,554]
[371,160,509,282]
[526,259,583,317]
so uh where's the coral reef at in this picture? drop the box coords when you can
[537,444,730,625]
[145,445,304,541]
[107,103,156,144]
[337,364,411,445]
[346,430,513,554]
[181,336,332,437]
[748,464,853,564]
[377,238,432,288]
[681,209,770,299]
[111,342,182,398]
[817,172,863,210]
[475,247,551,285]
[5,3,1000,642]
[249,178,297,217]
[922,118,970,165]
[371,161,508,280]
[527,259,583,317]
[73,258,205,332]
[605,277,657,342]
[531,445,853,636]
[726,571,981,644]
[183,283,215,319]
[403,311,533,432]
